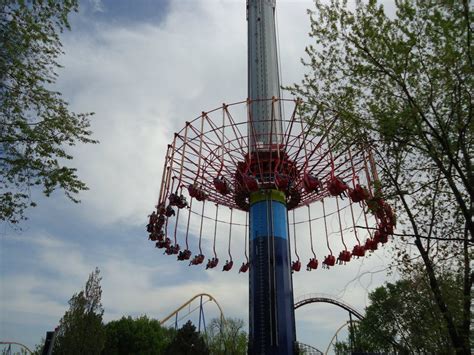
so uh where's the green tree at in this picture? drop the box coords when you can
[1,0,97,224]
[334,267,463,353]
[164,320,209,355]
[54,267,105,355]
[30,340,44,355]
[288,0,472,352]
[204,317,247,355]
[103,315,175,355]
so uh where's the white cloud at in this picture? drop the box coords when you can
[89,0,105,13]
[54,0,315,227]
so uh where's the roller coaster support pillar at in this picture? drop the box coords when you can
[249,190,296,354]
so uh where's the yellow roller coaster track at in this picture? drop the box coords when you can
[159,292,225,326]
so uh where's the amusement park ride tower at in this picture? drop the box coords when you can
[147,0,395,354]
[247,0,296,353]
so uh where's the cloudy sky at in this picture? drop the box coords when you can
[1,0,398,352]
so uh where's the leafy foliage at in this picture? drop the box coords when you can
[30,339,44,355]
[103,315,175,355]
[53,268,105,355]
[204,317,248,355]
[288,0,472,352]
[164,320,209,355]
[0,0,97,224]
[334,267,464,353]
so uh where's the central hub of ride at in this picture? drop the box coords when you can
[234,149,299,211]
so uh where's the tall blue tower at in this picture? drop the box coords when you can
[247,1,297,354]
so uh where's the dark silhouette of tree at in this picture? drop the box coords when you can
[164,320,209,355]
[1,0,97,224]
[54,268,105,355]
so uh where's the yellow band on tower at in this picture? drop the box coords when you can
[249,189,286,205]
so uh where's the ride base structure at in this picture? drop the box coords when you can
[146,1,395,354]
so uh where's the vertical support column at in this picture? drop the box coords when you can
[249,190,296,354]
[247,1,296,353]
[247,0,283,150]
[349,311,354,351]
[198,295,203,332]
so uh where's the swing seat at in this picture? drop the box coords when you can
[196,192,206,201]
[157,215,165,228]
[364,238,372,250]
[369,241,378,250]
[156,237,171,249]
[364,238,378,251]
[382,222,394,236]
[164,244,179,255]
[374,229,389,244]
[242,174,259,192]
[165,206,175,217]
[168,193,179,206]
[214,177,230,195]
[352,244,366,257]
[206,257,219,269]
[338,250,352,263]
[176,199,188,209]
[156,230,165,241]
[188,184,199,198]
[177,202,186,209]
[303,173,322,193]
[383,203,396,226]
[286,187,301,210]
[327,176,349,197]
[188,184,207,201]
[235,190,250,211]
[348,184,369,203]
[378,219,394,235]
[322,255,336,268]
[370,200,396,229]
[275,172,290,190]
[373,230,382,243]
[156,203,166,215]
[149,230,164,242]
[367,197,386,219]
[148,212,158,225]
[190,254,205,265]
[291,260,301,272]
[223,260,233,271]
[306,258,318,270]
[239,262,249,273]
[177,249,192,261]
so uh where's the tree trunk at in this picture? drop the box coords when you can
[414,238,468,353]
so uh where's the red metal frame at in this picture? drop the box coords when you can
[149,98,395,270]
